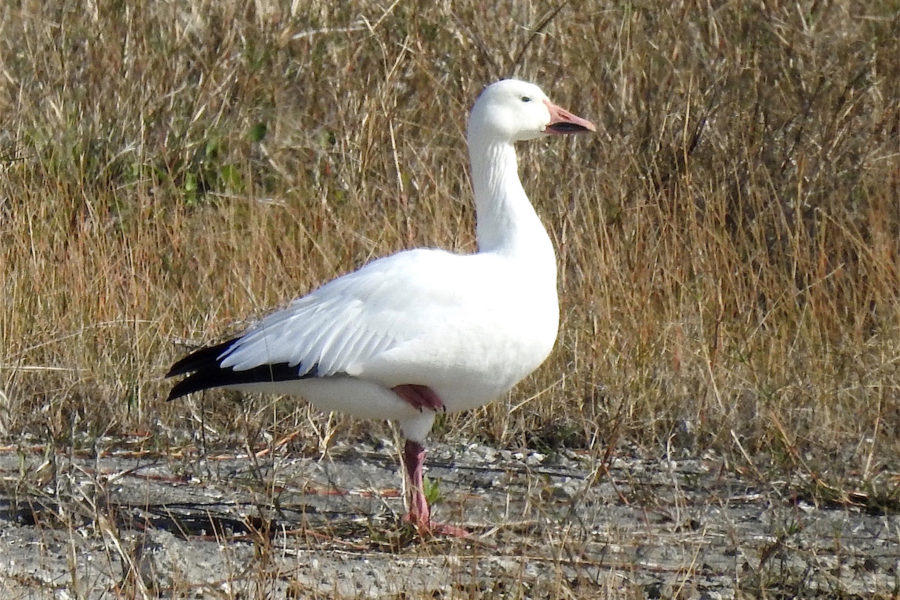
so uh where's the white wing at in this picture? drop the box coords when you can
[217,248,485,378]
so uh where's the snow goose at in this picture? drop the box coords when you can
[166,79,595,535]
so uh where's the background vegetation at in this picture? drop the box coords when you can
[1,0,897,508]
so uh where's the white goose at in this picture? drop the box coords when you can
[167,79,594,535]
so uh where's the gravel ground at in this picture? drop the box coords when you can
[0,439,896,599]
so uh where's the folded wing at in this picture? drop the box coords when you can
[167,248,480,399]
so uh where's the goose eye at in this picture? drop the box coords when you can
[520,96,532,103]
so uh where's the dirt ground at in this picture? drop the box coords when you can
[0,438,896,599]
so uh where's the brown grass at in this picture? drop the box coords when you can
[1,0,898,508]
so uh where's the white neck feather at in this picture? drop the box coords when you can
[468,136,556,274]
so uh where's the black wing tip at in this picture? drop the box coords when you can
[166,338,240,378]
[165,338,240,400]
[166,377,198,401]
[166,337,320,401]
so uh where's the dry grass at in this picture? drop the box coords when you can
[1,0,897,520]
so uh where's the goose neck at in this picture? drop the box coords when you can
[468,140,553,260]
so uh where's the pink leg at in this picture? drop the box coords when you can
[402,439,431,531]
[401,439,469,538]
[392,385,467,537]
[392,384,445,412]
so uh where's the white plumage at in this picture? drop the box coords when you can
[167,79,594,534]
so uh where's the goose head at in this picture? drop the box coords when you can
[468,79,596,144]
